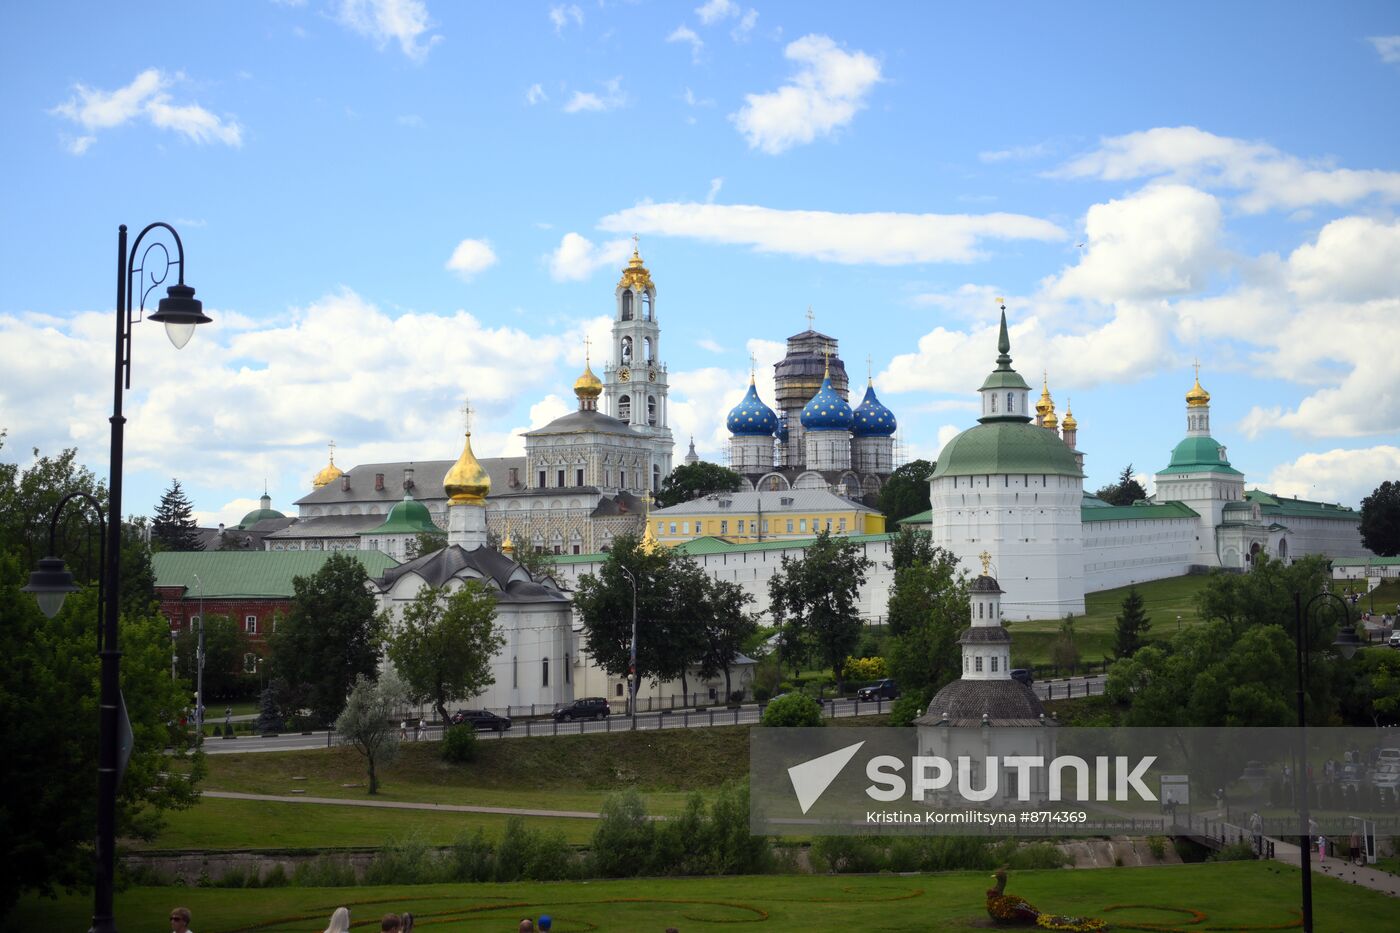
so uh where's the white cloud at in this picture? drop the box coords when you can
[667,25,704,62]
[732,34,881,154]
[936,424,962,457]
[732,8,758,41]
[563,77,627,114]
[598,201,1065,264]
[549,4,583,34]
[397,114,424,127]
[335,0,441,61]
[1056,126,1400,213]
[444,238,499,281]
[1287,216,1400,303]
[979,141,1054,163]
[548,232,632,281]
[706,177,724,202]
[697,338,725,353]
[1046,184,1225,301]
[526,83,548,105]
[51,69,242,151]
[696,0,739,24]
[1263,446,1400,507]
[1369,36,1400,65]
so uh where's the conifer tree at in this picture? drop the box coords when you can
[152,478,203,551]
[1113,587,1152,659]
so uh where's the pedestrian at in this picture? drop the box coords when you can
[224,705,232,727]
[170,907,193,932]
[401,913,413,933]
[415,718,423,741]
[380,914,401,932]
[323,907,351,933]
[1350,830,1361,864]
[537,915,552,931]
[519,920,535,932]
[1249,811,1263,855]
[400,719,407,740]
[1317,834,1327,863]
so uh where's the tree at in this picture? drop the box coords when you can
[1050,615,1081,672]
[697,577,759,701]
[410,530,448,559]
[876,459,933,524]
[574,535,708,702]
[0,436,107,586]
[0,550,203,914]
[174,613,250,700]
[1360,480,1400,556]
[269,553,383,724]
[767,530,874,693]
[887,525,935,573]
[1113,587,1152,659]
[388,581,506,725]
[335,670,406,794]
[151,478,203,551]
[1095,463,1148,506]
[760,692,824,726]
[655,461,743,508]
[886,545,967,706]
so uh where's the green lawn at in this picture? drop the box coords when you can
[16,862,1397,931]
[1008,574,1212,666]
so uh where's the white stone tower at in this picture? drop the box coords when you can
[602,242,674,490]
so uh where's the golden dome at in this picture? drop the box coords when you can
[1061,401,1078,431]
[1042,407,1059,429]
[640,518,660,555]
[618,246,653,292]
[1035,373,1054,418]
[501,532,515,556]
[1186,373,1211,408]
[312,450,344,488]
[574,359,603,400]
[444,431,491,504]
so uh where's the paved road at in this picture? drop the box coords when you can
[205,675,1108,756]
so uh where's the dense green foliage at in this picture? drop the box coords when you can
[767,530,873,692]
[270,553,383,724]
[1094,463,1148,506]
[387,581,505,724]
[173,613,252,700]
[440,723,479,763]
[760,692,824,726]
[1360,479,1400,556]
[876,458,932,524]
[696,577,759,701]
[1112,586,1152,659]
[885,541,966,721]
[334,670,405,794]
[590,784,770,877]
[810,835,1066,874]
[152,477,204,551]
[654,460,743,508]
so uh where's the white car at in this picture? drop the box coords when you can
[1389,631,1400,648]
[1372,763,1400,790]
[1378,748,1400,766]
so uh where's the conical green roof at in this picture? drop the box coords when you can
[360,496,444,536]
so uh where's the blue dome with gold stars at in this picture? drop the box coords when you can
[800,376,854,432]
[726,381,779,436]
[852,383,897,437]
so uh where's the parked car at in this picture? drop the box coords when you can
[857,679,901,701]
[1371,763,1400,791]
[1389,631,1400,648]
[552,697,611,721]
[1377,748,1400,766]
[1010,669,1034,686]
[450,709,512,732]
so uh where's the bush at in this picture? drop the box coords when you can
[363,835,443,885]
[842,656,888,682]
[761,693,824,727]
[1208,841,1258,862]
[291,854,356,887]
[753,686,772,702]
[887,691,930,727]
[811,835,885,873]
[1005,842,1068,870]
[447,828,494,882]
[1147,835,1167,861]
[590,790,656,877]
[440,723,478,763]
[707,781,771,875]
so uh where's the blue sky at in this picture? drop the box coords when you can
[2,1,1398,526]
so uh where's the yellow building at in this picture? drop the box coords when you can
[649,489,884,546]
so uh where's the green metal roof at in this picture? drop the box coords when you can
[1333,556,1400,567]
[1082,493,1113,509]
[1080,501,1199,523]
[550,531,897,565]
[153,551,399,598]
[1245,489,1360,521]
[898,509,932,526]
[359,496,443,536]
[237,507,286,529]
[1157,435,1243,476]
[929,421,1082,480]
[978,369,1032,391]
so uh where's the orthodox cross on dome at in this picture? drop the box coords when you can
[866,354,873,384]
[979,550,993,575]
[584,335,592,364]
[327,440,336,462]
[749,351,757,381]
[1193,358,1200,381]
[805,305,815,329]
[821,344,832,378]
[460,401,474,434]
[632,233,639,250]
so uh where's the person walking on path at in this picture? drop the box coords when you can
[322,907,351,933]
[1317,834,1327,863]
[400,719,407,740]
[537,915,552,931]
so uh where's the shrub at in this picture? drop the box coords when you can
[811,835,885,873]
[260,864,289,888]
[291,854,356,887]
[447,828,494,882]
[887,691,930,727]
[761,693,823,727]
[753,686,772,702]
[842,656,888,682]
[1006,842,1068,870]
[590,790,656,877]
[364,835,443,885]
[1147,835,1167,861]
[708,781,771,875]
[1208,841,1257,862]
[440,723,478,763]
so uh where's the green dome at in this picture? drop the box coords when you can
[360,496,443,536]
[236,507,286,529]
[1159,436,1243,476]
[930,421,1082,479]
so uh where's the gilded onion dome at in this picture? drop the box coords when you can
[800,360,854,432]
[444,431,491,504]
[618,246,653,292]
[1035,374,1054,421]
[852,380,897,437]
[1042,406,1059,430]
[726,377,779,436]
[1186,369,1211,408]
[1061,401,1077,431]
[312,451,344,488]
[574,357,603,400]
[501,532,515,556]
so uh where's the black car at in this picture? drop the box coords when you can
[856,678,900,701]
[552,697,611,721]
[1010,669,1034,686]
[450,709,512,732]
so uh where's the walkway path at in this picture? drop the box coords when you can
[1267,836,1400,897]
[202,790,603,820]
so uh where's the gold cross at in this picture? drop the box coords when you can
[584,335,592,364]
[460,401,474,433]
[327,440,336,463]
[821,345,832,378]
[1193,358,1200,381]
[979,551,992,575]
[632,233,640,251]
[805,306,815,328]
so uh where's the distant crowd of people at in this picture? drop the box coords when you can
[170,905,684,932]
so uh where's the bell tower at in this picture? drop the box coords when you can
[602,239,673,487]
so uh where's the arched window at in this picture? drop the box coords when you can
[990,393,997,413]
[643,293,653,320]
[643,336,653,363]
[621,291,633,321]
[647,396,657,426]
[621,336,632,363]
[1007,393,1014,412]
[618,394,631,421]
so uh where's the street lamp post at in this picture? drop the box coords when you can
[193,573,205,741]
[619,565,639,730]
[1290,589,1362,933]
[22,223,208,933]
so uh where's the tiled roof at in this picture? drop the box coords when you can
[1246,489,1360,521]
[153,551,399,598]
[930,421,1082,480]
[294,457,526,508]
[916,679,1047,727]
[1080,501,1200,523]
[651,488,877,517]
[375,544,569,604]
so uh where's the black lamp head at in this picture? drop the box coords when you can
[1332,625,1363,661]
[149,283,211,349]
[22,556,79,619]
